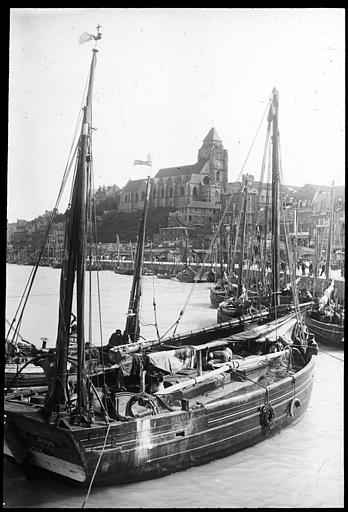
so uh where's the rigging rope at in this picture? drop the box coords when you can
[235,97,273,184]
[278,136,305,344]
[165,96,273,337]
[89,146,107,389]
[6,73,90,346]
[151,277,161,341]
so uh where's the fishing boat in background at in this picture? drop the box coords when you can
[305,183,345,347]
[157,269,176,279]
[176,230,196,282]
[5,324,47,389]
[216,89,315,325]
[211,174,251,310]
[113,235,133,275]
[4,32,317,491]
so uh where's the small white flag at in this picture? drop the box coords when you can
[133,155,152,166]
[79,32,94,44]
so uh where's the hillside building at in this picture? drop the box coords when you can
[118,127,228,213]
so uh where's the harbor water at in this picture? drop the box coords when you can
[4,264,344,508]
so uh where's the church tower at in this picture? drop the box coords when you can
[197,127,228,191]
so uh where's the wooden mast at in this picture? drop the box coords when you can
[124,177,151,342]
[219,212,224,280]
[325,181,335,280]
[43,28,101,420]
[270,88,280,307]
[237,176,248,296]
[74,44,99,423]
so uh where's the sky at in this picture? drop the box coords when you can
[8,8,345,223]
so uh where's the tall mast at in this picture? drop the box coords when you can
[270,88,280,307]
[325,181,335,279]
[43,27,101,420]
[237,176,248,296]
[219,213,224,279]
[74,44,99,422]
[124,176,151,342]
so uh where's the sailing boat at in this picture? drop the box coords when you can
[4,36,318,488]
[113,234,133,275]
[217,92,313,324]
[176,229,196,282]
[176,230,211,283]
[210,186,244,308]
[305,183,344,346]
[5,320,47,388]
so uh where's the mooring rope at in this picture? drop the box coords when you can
[81,422,111,508]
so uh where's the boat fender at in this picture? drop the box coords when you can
[289,397,301,417]
[259,403,275,430]
[125,392,160,418]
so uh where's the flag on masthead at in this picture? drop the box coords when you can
[79,32,94,44]
[133,154,152,166]
[79,25,102,44]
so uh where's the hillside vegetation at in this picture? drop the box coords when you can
[96,207,175,242]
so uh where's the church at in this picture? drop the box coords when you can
[118,127,228,213]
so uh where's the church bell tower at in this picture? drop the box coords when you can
[197,127,228,190]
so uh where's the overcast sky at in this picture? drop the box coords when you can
[8,8,345,223]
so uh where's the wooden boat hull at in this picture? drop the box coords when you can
[5,364,46,388]
[157,273,173,279]
[305,312,344,347]
[114,268,133,275]
[4,356,315,487]
[210,287,229,307]
[176,273,195,283]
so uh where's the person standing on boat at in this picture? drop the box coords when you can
[108,329,126,347]
[320,261,326,276]
[309,261,313,276]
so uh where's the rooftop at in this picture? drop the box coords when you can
[155,159,209,179]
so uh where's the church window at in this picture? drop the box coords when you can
[135,192,138,202]
[192,187,197,197]
[141,191,145,201]
[216,170,220,181]
[169,188,173,198]
[180,186,185,196]
[153,189,156,199]
[203,176,210,185]
[125,195,128,203]
[161,188,164,198]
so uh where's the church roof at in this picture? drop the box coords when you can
[155,158,209,179]
[122,179,147,192]
[203,127,221,142]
